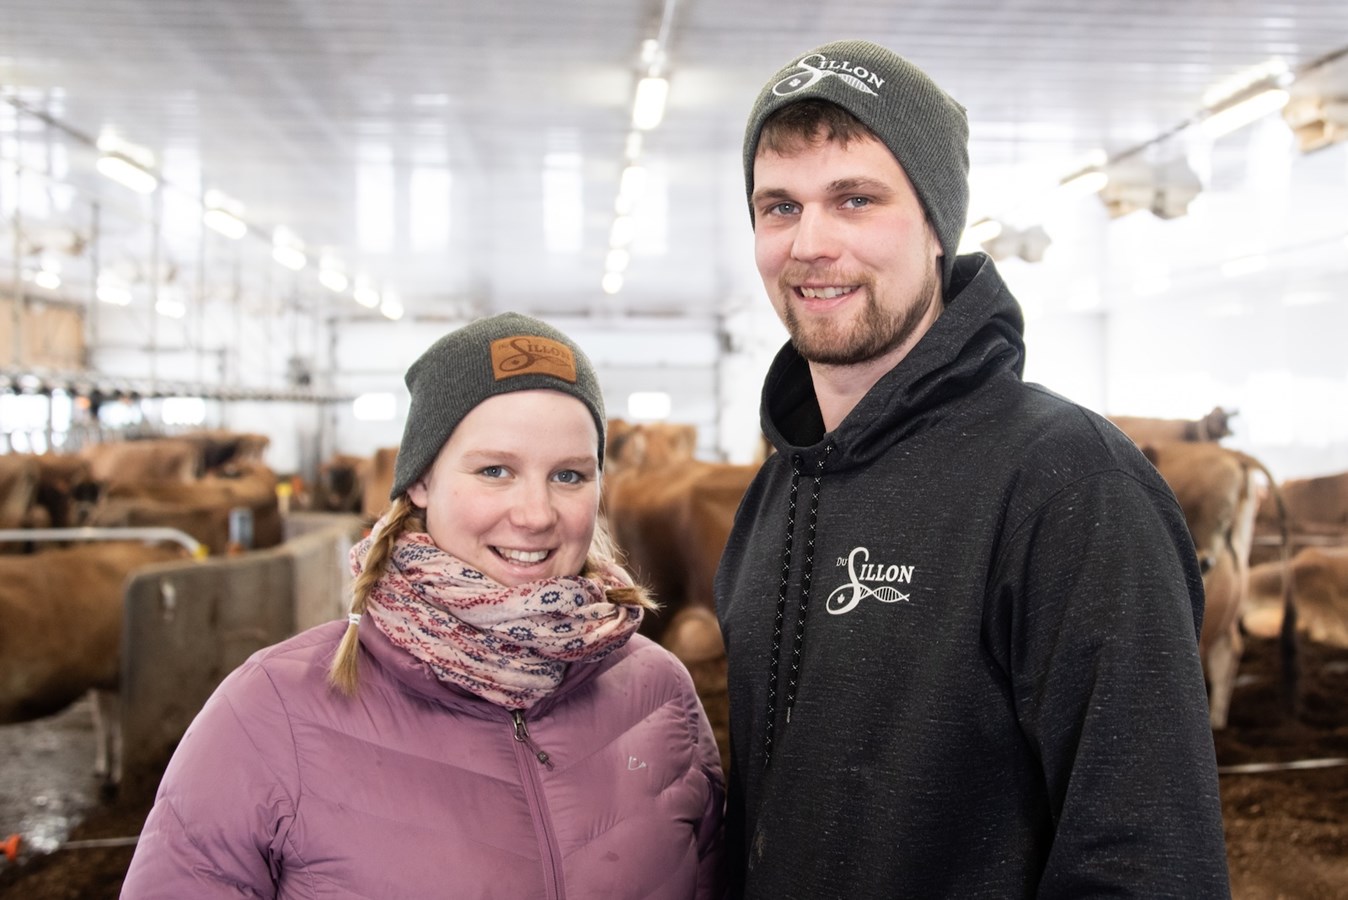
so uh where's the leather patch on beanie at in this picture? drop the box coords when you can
[489,335,578,383]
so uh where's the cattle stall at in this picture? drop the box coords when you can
[0,512,364,868]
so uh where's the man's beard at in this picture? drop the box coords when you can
[780,265,941,367]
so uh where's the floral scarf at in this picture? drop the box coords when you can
[349,522,643,710]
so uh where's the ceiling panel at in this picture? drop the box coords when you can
[2,0,1346,324]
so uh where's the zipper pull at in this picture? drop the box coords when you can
[511,710,553,768]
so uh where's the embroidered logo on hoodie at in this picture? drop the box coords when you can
[826,546,914,614]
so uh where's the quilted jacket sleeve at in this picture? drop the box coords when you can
[121,660,299,899]
[679,659,727,900]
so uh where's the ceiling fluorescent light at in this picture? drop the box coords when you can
[155,296,187,318]
[203,189,248,239]
[353,282,381,308]
[1058,167,1109,198]
[1201,87,1290,138]
[272,227,307,271]
[96,154,158,195]
[318,263,349,293]
[203,208,247,240]
[273,245,307,271]
[610,215,636,248]
[619,165,647,206]
[632,77,669,130]
[605,248,631,274]
[601,272,624,295]
[96,275,132,306]
[379,292,404,320]
[624,131,644,161]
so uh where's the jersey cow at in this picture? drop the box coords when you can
[1109,406,1236,446]
[1251,469,1348,566]
[1142,442,1290,728]
[1247,546,1348,649]
[0,540,191,788]
[602,426,757,770]
[87,460,283,555]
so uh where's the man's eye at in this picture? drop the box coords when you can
[770,201,799,216]
[843,196,870,209]
[480,465,507,478]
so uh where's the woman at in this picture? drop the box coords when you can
[122,312,725,899]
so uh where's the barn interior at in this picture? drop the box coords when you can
[2,2,1348,897]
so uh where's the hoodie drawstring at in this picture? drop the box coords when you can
[763,444,832,767]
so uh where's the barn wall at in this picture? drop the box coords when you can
[0,297,84,369]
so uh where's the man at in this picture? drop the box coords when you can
[714,39,1230,898]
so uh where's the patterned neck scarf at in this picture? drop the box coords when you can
[350,523,642,710]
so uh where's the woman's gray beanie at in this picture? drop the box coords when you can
[390,311,606,499]
[742,38,970,287]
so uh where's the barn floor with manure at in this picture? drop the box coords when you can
[0,636,1345,898]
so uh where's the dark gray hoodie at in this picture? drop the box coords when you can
[715,253,1230,898]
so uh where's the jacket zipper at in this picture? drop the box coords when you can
[512,709,554,768]
[511,710,564,899]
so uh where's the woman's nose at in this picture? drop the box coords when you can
[509,481,558,530]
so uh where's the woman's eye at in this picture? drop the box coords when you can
[480,465,507,478]
[553,469,584,485]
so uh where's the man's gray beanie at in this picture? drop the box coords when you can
[742,39,970,286]
[390,311,606,499]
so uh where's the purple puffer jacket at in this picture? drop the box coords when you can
[122,619,725,899]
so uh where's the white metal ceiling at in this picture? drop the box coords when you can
[2,0,1347,322]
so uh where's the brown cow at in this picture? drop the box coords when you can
[605,458,756,643]
[88,461,283,555]
[1247,546,1348,649]
[1110,406,1236,445]
[605,419,699,474]
[362,446,399,521]
[0,454,41,550]
[27,452,102,530]
[661,606,730,772]
[81,438,204,489]
[1142,441,1287,728]
[1252,469,1348,566]
[0,540,192,787]
[177,429,271,473]
[316,453,371,514]
[604,446,757,769]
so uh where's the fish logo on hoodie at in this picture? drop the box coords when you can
[826,546,914,615]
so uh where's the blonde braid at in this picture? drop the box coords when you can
[586,518,659,613]
[328,496,425,695]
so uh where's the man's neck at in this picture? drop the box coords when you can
[810,352,898,432]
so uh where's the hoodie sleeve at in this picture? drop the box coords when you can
[121,661,298,899]
[988,469,1230,898]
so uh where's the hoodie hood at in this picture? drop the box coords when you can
[760,253,1024,470]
